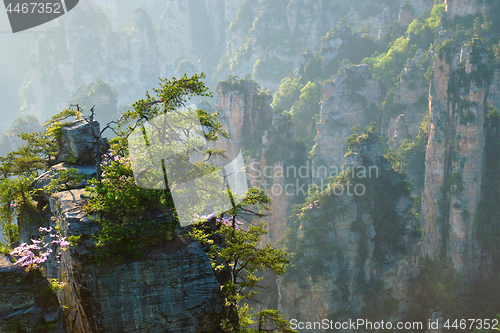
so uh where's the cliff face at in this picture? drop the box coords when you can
[8,0,500,330]
[44,189,222,333]
[0,256,65,333]
[157,0,223,71]
[278,137,420,329]
[214,78,422,327]
[219,0,432,89]
[176,0,436,92]
[314,65,381,171]
[444,0,487,19]
[422,39,500,275]
[215,81,305,245]
[385,49,429,146]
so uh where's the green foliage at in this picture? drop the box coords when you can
[0,175,37,245]
[67,234,81,247]
[44,108,82,135]
[406,3,444,47]
[119,73,226,142]
[345,123,379,147]
[385,113,429,188]
[83,74,234,262]
[475,105,500,253]
[300,55,322,84]
[0,108,86,248]
[253,57,294,82]
[43,168,86,196]
[83,149,170,257]
[362,36,410,87]
[360,3,444,90]
[0,130,58,179]
[187,187,293,332]
[290,81,320,148]
[271,78,302,112]
[219,75,262,95]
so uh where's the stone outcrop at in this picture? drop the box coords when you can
[377,7,392,41]
[0,255,65,332]
[385,48,429,144]
[277,136,421,330]
[320,24,353,66]
[444,0,487,20]
[399,3,416,29]
[215,80,304,245]
[56,121,103,165]
[421,39,500,275]
[314,65,381,172]
[11,122,224,332]
[213,80,423,327]
[33,163,97,202]
[46,190,223,332]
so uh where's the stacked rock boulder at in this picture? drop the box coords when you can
[2,121,223,333]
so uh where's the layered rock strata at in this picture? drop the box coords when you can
[314,65,381,173]
[422,39,500,275]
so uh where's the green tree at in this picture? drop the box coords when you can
[0,112,71,246]
[187,187,294,333]
[290,81,320,147]
[271,78,302,112]
[84,73,230,255]
[0,175,36,245]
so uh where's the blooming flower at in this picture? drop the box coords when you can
[10,228,68,272]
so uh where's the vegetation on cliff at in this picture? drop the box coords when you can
[2,0,500,330]
[0,73,296,333]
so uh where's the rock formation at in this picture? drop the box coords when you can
[4,120,223,333]
[385,48,429,143]
[377,7,392,41]
[444,0,487,20]
[278,134,421,328]
[0,255,65,333]
[389,114,410,150]
[422,38,500,275]
[320,24,353,66]
[20,2,162,122]
[399,3,416,29]
[314,65,381,172]
[215,80,305,245]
